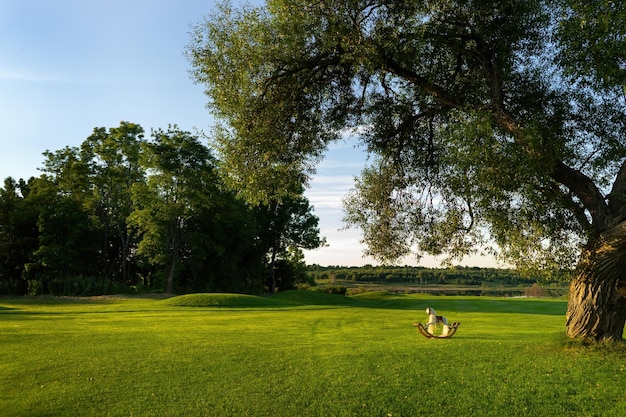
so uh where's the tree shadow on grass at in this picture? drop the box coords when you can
[428,297,567,316]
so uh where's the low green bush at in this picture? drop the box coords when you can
[315,285,347,295]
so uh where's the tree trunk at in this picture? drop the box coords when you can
[166,257,176,295]
[566,221,626,341]
[269,243,277,294]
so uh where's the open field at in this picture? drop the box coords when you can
[2,292,626,416]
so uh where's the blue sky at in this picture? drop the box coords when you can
[1,0,495,267]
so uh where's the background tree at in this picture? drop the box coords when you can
[3,121,315,295]
[35,147,105,294]
[255,187,326,292]
[184,190,265,293]
[0,178,38,294]
[28,177,100,294]
[274,246,313,290]
[80,122,145,285]
[188,0,626,341]
[130,126,221,293]
[36,123,146,291]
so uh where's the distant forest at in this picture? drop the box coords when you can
[306,265,570,294]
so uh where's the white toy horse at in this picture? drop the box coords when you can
[425,307,450,336]
[414,307,460,339]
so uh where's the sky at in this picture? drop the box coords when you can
[0,0,497,268]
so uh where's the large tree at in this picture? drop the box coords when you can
[0,178,39,294]
[129,126,222,294]
[255,187,326,292]
[28,177,99,294]
[38,123,146,288]
[188,0,626,341]
[80,122,145,284]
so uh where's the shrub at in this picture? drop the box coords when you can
[346,286,370,296]
[316,285,347,295]
[524,283,546,297]
[295,282,314,291]
[27,280,42,296]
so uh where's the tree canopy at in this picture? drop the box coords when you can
[188,0,626,340]
[188,0,625,268]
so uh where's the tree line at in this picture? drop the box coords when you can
[306,265,569,287]
[0,122,324,296]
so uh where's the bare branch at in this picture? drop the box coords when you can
[381,57,465,109]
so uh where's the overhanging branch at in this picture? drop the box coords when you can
[382,57,464,109]
[553,161,610,230]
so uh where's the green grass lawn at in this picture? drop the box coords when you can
[1,292,626,416]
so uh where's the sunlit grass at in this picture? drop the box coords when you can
[1,292,625,416]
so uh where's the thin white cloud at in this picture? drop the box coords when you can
[0,65,140,85]
[309,174,355,185]
[0,69,60,83]
[317,158,366,170]
[306,174,355,209]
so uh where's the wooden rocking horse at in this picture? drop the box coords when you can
[414,307,460,339]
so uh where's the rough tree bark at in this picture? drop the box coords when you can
[566,221,626,341]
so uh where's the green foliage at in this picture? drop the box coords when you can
[315,285,348,295]
[308,264,568,285]
[0,121,325,295]
[0,178,38,295]
[3,295,626,416]
[188,2,337,203]
[558,0,626,89]
[188,0,626,273]
[34,122,147,288]
[256,193,326,292]
[129,125,222,293]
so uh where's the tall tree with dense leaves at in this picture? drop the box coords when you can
[130,126,222,293]
[555,1,626,340]
[185,189,266,293]
[80,122,145,284]
[188,0,626,341]
[29,177,100,294]
[39,123,146,287]
[255,187,326,292]
[0,178,38,294]
[36,147,104,293]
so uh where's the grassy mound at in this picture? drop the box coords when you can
[161,293,282,308]
[163,290,359,308]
